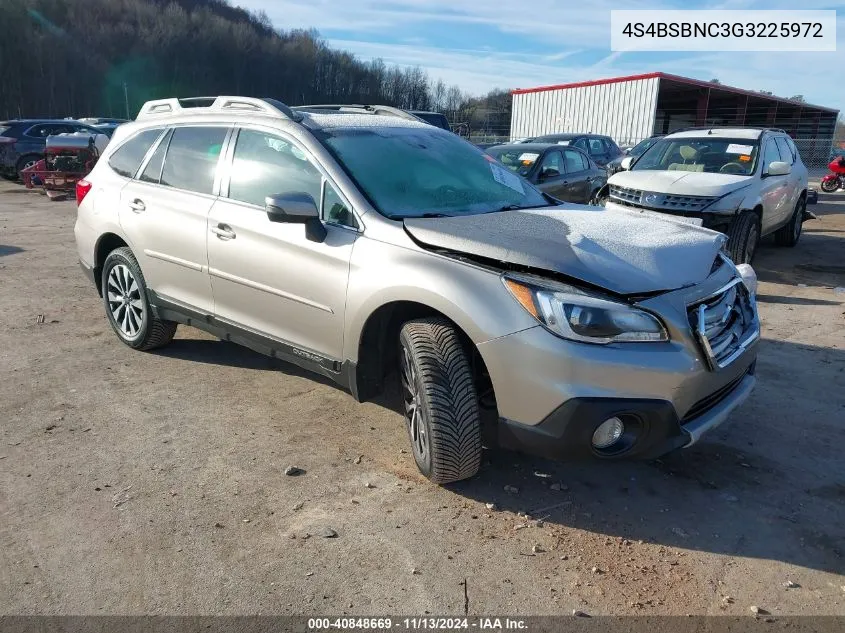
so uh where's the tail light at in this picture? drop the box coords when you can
[0,136,16,145]
[76,179,93,206]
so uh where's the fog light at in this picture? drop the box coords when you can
[592,417,624,449]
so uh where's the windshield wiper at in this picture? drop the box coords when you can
[387,212,452,220]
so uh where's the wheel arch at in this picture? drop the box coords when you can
[93,232,130,296]
[349,299,493,405]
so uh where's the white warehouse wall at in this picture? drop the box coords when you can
[511,76,661,146]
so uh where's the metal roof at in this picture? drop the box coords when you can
[511,72,838,114]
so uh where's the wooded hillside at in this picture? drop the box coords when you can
[0,0,477,120]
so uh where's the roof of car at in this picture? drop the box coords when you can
[2,119,86,125]
[302,112,431,131]
[666,128,766,140]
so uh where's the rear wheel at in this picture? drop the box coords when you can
[725,211,760,265]
[774,197,805,247]
[398,317,482,484]
[101,247,177,350]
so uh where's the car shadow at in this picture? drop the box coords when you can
[754,201,845,289]
[756,294,841,306]
[154,338,336,387]
[445,338,845,577]
[0,244,24,257]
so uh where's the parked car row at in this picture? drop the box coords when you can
[73,96,762,485]
[0,118,115,179]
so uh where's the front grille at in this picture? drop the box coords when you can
[688,278,759,370]
[609,185,644,205]
[661,194,713,211]
[609,185,715,212]
[682,366,752,423]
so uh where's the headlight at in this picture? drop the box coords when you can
[703,187,751,213]
[503,274,668,344]
[735,263,757,297]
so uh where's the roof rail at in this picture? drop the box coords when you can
[670,126,785,134]
[292,104,422,123]
[136,96,302,121]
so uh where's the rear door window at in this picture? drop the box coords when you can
[160,126,228,194]
[107,128,163,178]
[562,149,587,173]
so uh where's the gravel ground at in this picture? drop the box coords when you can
[0,180,843,616]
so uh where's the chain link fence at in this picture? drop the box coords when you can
[451,123,839,173]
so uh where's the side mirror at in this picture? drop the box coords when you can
[765,161,791,177]
[620,156,635,171]
[265,192,327,243]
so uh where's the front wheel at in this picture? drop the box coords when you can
[16,154,41,177]
[820,177,840,193]
[101,247,177,350]
[725,211,760,265]
[398,318,482,484]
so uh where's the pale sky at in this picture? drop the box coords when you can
[234,0,843,113]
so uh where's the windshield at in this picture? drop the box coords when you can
[318,127,549,218]
[632,137,759,175]
[629,137,661,157]
[486,148,540,176]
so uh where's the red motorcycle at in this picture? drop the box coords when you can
[820,156,845,192]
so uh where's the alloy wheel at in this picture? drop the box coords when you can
[400,343,429,464]
[106,264,145,338]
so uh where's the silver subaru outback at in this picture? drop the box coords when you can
[74,97,760,484]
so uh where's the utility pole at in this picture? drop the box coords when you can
[123,82,130,119]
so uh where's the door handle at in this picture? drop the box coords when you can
[211,224,236,240]
[128,199,145,213]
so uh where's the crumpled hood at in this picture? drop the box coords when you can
[404,205,726,295]
[610,169,751,198]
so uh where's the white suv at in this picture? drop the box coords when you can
[605,128,808,264]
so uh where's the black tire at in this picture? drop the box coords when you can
[725,211,760,265]
[398,317,482,484]
[16,153,41,177]
[0,172,17,181]
[820,178,839,193]
[101,247,177,351]
[774,197,805,247]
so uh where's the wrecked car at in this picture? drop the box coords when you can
[75,97,760,484]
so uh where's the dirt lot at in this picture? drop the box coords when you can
[0,180,843,617]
